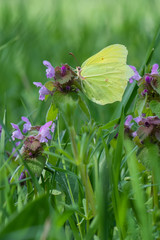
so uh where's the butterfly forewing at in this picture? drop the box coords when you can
[81,44,127,68]
[80,44,134,105]
[81,62,125,78]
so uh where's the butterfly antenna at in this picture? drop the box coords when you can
[69,52,80,66]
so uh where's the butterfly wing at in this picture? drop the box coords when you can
[80,44,134,105]
[81,44,127,67]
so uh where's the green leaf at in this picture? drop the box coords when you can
[125,139,152,240]
[149,100,160,117]
[111,81,138,120]
[135,95,147,116]
[99,118,119,131]
[10,165,24,184]
[78,95,91,120]
[139,23,160,76]
[46,102,58,122]
[55,170,79,205]
[0,194,50,240]
[45,80,55,91]
[53,91,78,127]
[150,76,160,95]
[123,81,138,114]
[142,107,153,117]
[85,216,99,240]
[113,110,124,176]
[25,156,46,176]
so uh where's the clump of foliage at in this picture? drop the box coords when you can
[1,30,160,240]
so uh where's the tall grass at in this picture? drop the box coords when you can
[0,0,160,125]
[1,0,160,239]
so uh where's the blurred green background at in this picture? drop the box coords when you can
[0,0,160,128]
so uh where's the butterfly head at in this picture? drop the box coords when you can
[76,66,85,80]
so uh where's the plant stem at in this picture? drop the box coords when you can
[79,164,96,216]
[57,121,83,240]
[152,173,159,225]
[69,126,96,216]
[152,174,159,209]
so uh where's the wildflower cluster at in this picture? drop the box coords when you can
[10,116,55,176]
[125,115,160,146]
[11,117,55,173]
[33,61,79,101]
[130,64,160,104]
[125,63,160,149]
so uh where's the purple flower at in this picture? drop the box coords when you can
[61,65,67,77]
[129,65,141,83]
[125,115,133,128]
[136,116,160,142]
[134,116,142,124]
[151,64,159,75]
[36,121,53,143]
[18,170,29,186]
[12,141,21,157]
[11,123,24,141]
[66,86,71,91]
[43,60,55,79]
[145,75,152,84]
[21,117,32,133]
[141,89,148,96]
[33,82,50,101]
[19,171,26,181]
[142,116,160,125]
[132,131,137,137]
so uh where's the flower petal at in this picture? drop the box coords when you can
[11,123,23,140]
[33,82,43,87]
[21,116,32,133]
[129,65,141,83]
[36,121,53,142]
[151,64,159,75]
[33,82,50,101]
[125,115,133,128]
[43,60,55,78]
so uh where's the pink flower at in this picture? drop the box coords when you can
[12,141,21,157]
[134,116,142,124]
[11,123,24,141]
[36,121,53,143]
[151,64,159,75]
[43,60,55,79]
[125,115,133,128]
[129,65,141,83]
[61,65,67,77]
[21,116,32,133]
[33,82,51,101]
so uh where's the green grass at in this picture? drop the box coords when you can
[1,0,160,239]
[1,0,160,125]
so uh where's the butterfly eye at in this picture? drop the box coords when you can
[77,67,81,71]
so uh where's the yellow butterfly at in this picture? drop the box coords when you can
[77,44,134,105]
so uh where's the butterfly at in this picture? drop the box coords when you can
[77,44,134,105]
